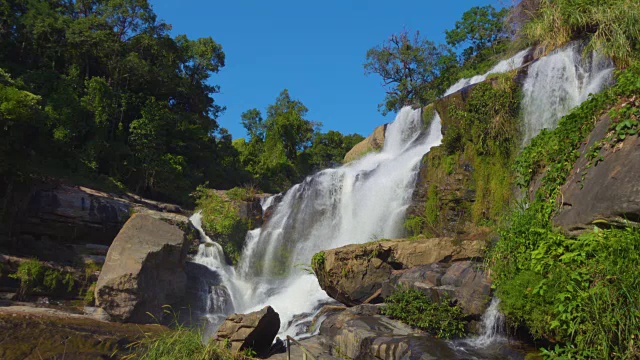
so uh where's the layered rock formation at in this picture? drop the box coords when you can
[313,237,490,317]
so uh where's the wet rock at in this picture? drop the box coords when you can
[554,115,640,233]
[95,214,189,323]
[214,306,281,357]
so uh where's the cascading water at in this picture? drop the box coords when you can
[521,43,614,143]
[188,43,615,352]
[444,48,530,96]
[465,298,506,347]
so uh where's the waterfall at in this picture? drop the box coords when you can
[186,106,441,336]
[521,43,614,143]
[236,107,444,336]
[444,48,530,96]
[187,45,614,341]
[466,298,506,347]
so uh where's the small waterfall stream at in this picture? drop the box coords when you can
[522,43,614,143]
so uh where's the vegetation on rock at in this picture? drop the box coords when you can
[194,186,252,265]
[381,287,467,339]
[490,64,640,358]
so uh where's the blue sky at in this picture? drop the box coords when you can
[150,0,502,139]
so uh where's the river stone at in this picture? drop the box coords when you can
[95,214,189,323]
[214,306,280,357]
[554,115,640,233]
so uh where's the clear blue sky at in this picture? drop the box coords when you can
[150,0,502,139]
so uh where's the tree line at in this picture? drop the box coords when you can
[0,0,363,204]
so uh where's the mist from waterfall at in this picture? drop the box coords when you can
[521,43,614,143]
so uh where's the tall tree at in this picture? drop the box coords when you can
[364,30,457,115]
[445,5,509,64]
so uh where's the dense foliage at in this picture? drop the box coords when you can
[381,287,467,339]
[234,90,363,192]
[0,0,236,203]
[490,64,640,359]
[0,1,365,209]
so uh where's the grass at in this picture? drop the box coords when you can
[124,323,253,360]
[520,0,640,67]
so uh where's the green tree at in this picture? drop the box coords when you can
[445,5,509,63]
[364,30,457,114]
[306,131,364,169]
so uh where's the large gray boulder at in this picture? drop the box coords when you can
[214,306,280,357]
[312,237,485,308]
[95,214,189,323]
[554,115,640,233]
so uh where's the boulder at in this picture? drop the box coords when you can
[214,306,280,357]
[554,115,640,233]
[343,124,387,163]
[313,237,485,306]
[95,214,189,323]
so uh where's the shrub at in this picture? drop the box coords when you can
[381,287,467,339]
[193,186,250,265]
[491,64,640,358]
[520,0,640,67]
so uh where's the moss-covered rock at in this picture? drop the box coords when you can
[408,74,521,238]
[194,187,263,265]
[0,306,165,360]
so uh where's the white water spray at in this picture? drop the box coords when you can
[521,43,614,143]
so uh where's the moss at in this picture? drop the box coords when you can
[193,186,251,265]
[0,312,164,360]
[411,74,521,237]
[311,251,325,273]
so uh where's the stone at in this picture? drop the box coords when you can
[313,237,485,306]
[214,306,280,357]
[343,124,387,163]
[554,115,640,233]
[0,305,164,360]
[94,214,189,323]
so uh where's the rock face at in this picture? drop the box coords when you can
[554,115,640,233]
[23,185,131,245]
[343,124,387,163]
[214,306,280,357]
[95,214,189,323]
[0,305,165,360]
[313,237,488,316]
[6,183,190,250]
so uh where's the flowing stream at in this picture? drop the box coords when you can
[187,43,615,353]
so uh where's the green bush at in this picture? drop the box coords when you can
[193,186,251,265]
[381,287,467,339]
[491,64,640,358]
[10,259,75,298]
